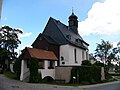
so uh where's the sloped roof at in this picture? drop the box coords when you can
[23,47,58,61]
[42,17,89,49]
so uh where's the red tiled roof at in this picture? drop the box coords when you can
[24,47,58,61]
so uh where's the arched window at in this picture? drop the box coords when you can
[74,48,77,63]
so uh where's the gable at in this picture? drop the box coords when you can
[42,17,68,45]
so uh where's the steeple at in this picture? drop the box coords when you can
[68,10,78,34]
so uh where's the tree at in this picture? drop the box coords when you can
[95,40,112,64]
[0,25,23,70]
[95,40,120,71]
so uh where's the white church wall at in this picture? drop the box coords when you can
[60,44,87,66]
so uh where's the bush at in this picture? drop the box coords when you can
[93,61,104,67]
[29,58,42,83]
[82,60,91,66]
[13,59,21,80]
[70,66,101,84]
[109,73,120,76]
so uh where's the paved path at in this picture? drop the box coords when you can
[0,74,120,90]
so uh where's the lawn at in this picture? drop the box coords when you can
[4,70,17,80]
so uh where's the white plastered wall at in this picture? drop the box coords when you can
[60,44,88,66]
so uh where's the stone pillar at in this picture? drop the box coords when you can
[101,67,105,80]
[55,61,57,66]
[20,60,24,81]
[44,60,48,69]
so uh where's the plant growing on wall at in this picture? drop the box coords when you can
[13,58,21,79]
[29,58,42,83]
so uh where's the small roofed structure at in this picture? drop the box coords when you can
[22,47,58,60]
[20,47,58,81]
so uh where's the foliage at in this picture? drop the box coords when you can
[94,39,120,71]
[29,58,42,83]
[95,40,112,63]
[109,72,120,76]
[4,70,17,79]
[93,61,104,67]
[0,48,9,70]
[0,25,23,70]
[82,60,91,66]
[70,66,101,84]
[13,59,21,80]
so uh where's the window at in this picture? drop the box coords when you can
[74,48,77,63]
[61,56,64,61]
[70,21,74,26]
[76,39,80,43]
[82,50,85,60]
[48,61,54,69]
[66,34,71,40]
[86,50,88,60]
[38,61,44,69]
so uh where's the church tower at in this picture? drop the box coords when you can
[68,11,78,34]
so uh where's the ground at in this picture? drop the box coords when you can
[0,74,120,90]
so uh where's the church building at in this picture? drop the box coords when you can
[20,12,89,83]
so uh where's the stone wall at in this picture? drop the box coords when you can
[55,66,72,83]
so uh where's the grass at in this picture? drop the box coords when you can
[3,70,17,80]
[43,82,81,86]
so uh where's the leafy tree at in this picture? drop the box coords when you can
[95,40,112,64]
[0,25,23,70]
[94,39,120,71]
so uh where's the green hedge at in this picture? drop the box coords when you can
[29,58,42,83]
[70,66,101,84]
[82,60,91,66]
[109,73,120,76]
[13,59,21,80]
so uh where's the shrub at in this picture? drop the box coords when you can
[70,66,101,84]
[109,73,120,76]
[82,60,91,66]
[13,59,21,80]
[29,58,42,83]
[93,61,104,67]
